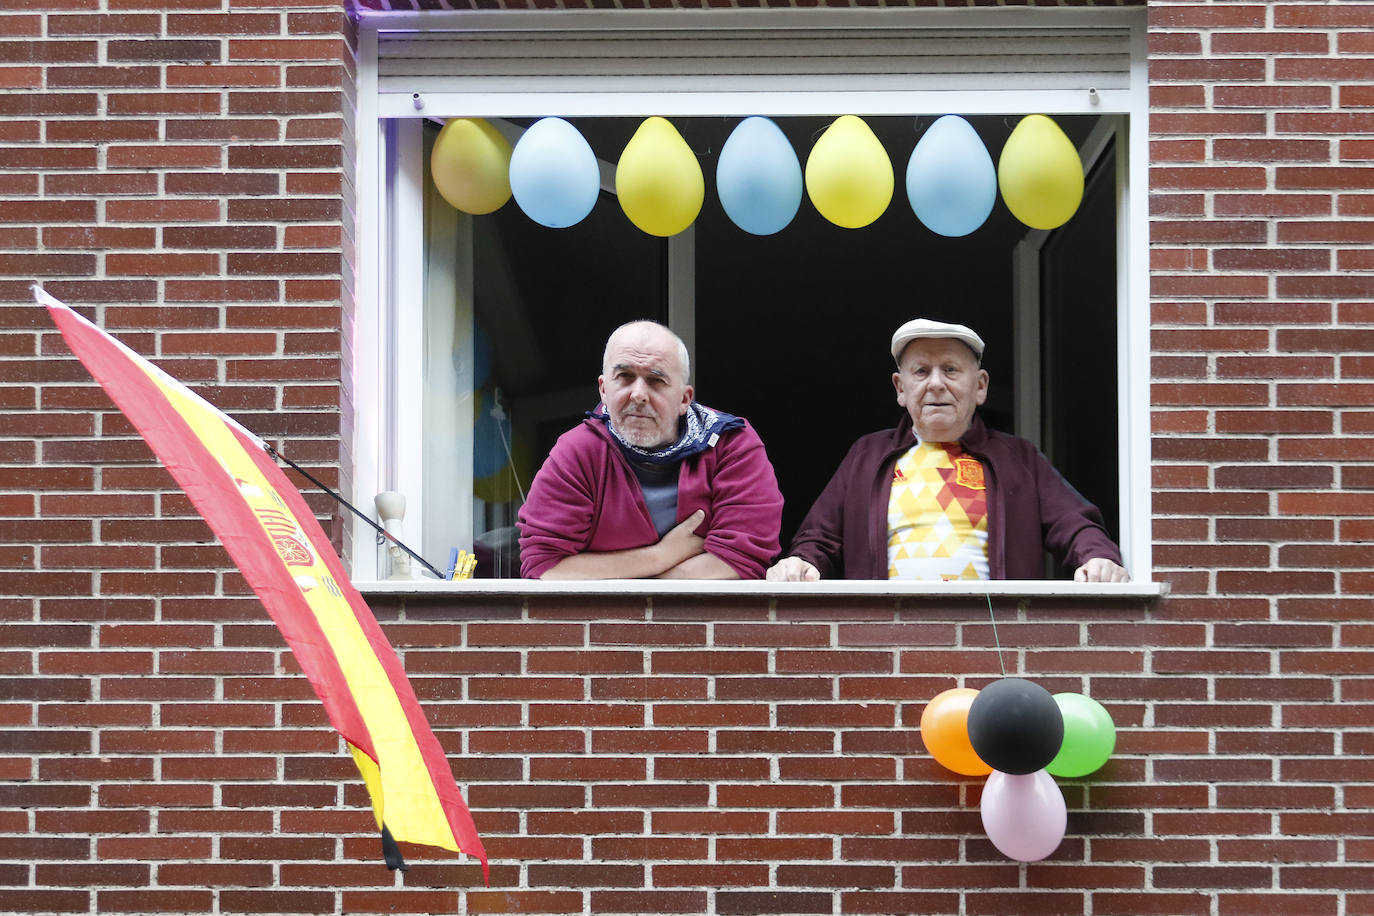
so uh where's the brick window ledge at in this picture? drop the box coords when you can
[357,578,1167,600]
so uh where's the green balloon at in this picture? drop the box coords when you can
[1046,693,1115,778]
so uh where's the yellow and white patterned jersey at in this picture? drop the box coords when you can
[886,440,989,581]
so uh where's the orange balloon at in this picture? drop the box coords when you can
[920,687,993,776]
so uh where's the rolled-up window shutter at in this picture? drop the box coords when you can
[377,25,1133,99]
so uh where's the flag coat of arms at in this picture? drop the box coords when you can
[36,287,487,881]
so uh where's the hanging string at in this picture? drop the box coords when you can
[985,590,1006,677]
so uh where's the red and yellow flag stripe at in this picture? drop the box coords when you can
[39,288,487,880]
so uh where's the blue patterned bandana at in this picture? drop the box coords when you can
[593,402,744,467]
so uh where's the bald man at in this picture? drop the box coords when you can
[518,321,783,580]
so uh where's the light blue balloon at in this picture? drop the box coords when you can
[716,116,803,236]
[906,115,997,237]
[509,117,601,229]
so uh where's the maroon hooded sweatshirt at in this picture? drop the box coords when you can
[518,412,783,579]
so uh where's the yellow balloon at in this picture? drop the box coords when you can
[431,118,512,215]
[804,115,893,229]
[997,114,1085,230]
[615,117,704,237]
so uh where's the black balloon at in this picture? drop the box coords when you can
[966,678,1065,775]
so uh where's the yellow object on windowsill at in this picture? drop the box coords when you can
[447,549,478,581]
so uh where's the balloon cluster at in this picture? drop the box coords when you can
[920,678,1116,862]
[429,114,1085,236]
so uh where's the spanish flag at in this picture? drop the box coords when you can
[37,287,487,881]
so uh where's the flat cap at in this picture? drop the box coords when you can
[890,318,985,363]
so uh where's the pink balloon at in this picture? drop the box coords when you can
[979,770,1067,861]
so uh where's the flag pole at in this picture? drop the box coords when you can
[263,442,447,580]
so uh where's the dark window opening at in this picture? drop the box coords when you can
[423,114,1120,574]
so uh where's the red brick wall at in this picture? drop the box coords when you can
[2,1,363,912]
[1146,3,1374,912]
[4,1,1374,915]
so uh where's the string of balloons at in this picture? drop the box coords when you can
[920,679,1117,862]
[429,114,1087,237]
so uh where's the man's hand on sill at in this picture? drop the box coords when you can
[766,556,820,582]
[1073,558,1130,583]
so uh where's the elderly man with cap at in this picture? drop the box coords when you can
[519,320,783,580]
[768,318,1128,583]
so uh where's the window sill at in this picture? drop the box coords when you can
[356,578,1167,600]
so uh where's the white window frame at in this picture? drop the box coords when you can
[352,7,1159,596]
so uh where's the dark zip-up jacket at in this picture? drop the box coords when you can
[787,413,1123,580]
